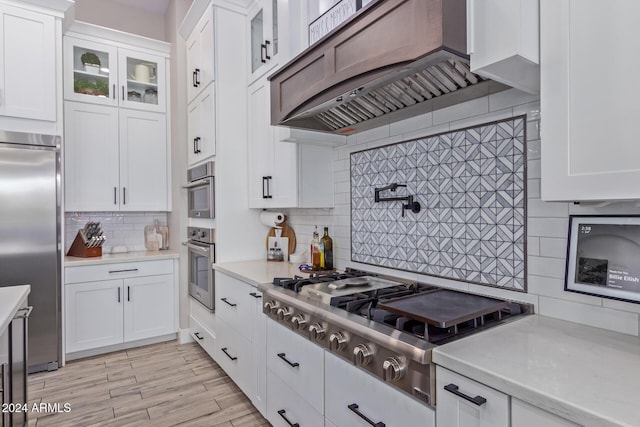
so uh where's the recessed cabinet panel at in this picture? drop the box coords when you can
[187,84,215,166]
[123,274,174,342]
[186,6,214,104]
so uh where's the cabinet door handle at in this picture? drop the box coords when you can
[260,43,267,63]
[122,85,125,100]
[266,176,272,199]
[348,403,385,427]
[127,286,130,301]
[277,352,299,368]
[108,268,139,274]
[277,409,299,427]
[112,83,116,99]
[194,332,204,340]
[249,292,262,299]
[443,383,487,406]
[195,137,201,153]
[192,70,197,87]
[122,187,126,205]
[221,347,237,361]
[220,297,237,307]
[195,68,201,86]
[262,176,268,199]
[117,287,121,303]
[264,40,271,60]
[193,138,198,154]
[114,186,117,205]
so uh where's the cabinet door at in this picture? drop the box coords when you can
[215,272,253,340]
[248,0,282,82]
[267,370,324,427]
[541,0,640,201]
[123,274,175,342]
[118,48,166,113]
[187,84,215,166]
[64,101,120,212]
[63,36,118,107]
[512,398,579,427]
[0,4,56,121]
[247,77,275,208]
[65,280,124,353]
[249,289,266,416]
[435,366,509,427]
[119,109,169,211]
[187,7,214,104]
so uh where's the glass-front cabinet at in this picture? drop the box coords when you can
[248,0,281,83]
[64,37,166,112]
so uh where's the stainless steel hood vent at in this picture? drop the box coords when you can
[269,0,508,135]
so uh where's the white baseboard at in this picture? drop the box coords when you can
[65,333,177,361]
[178,328,194,344]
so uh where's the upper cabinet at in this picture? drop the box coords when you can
[186,7,214,105]
[540,0,640,201]
[0,3,56,121]
[467,0,540,94]
[248,0,280,82]
[64,36,166,113]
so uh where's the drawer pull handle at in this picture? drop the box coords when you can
[277,353,299,368]
[108,268,139,274]
[221,347,237,361]
[194,332,204,341]
[277,409,299,427]
[249,292,262,299]
[348,403,385,427]
[444,383,487,406]
[221,297,237,307]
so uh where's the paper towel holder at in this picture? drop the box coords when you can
[260,210,286,227]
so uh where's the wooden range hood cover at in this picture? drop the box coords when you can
[269,0,507,135]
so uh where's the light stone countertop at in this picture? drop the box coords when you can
[214,259,311,288]
[432,314,640,427]
[64,250,179,266]
[0,285,30,335]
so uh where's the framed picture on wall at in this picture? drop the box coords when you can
[566,215,640,304]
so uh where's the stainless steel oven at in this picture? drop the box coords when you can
[184,227,215,311]
[185,161,215,219]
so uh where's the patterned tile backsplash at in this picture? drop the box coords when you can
[351,116,527,290]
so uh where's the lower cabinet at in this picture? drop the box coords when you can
[266,370,324,427]
[64,259,177,354]
[511,398,579,427]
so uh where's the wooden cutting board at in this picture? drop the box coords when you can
[266,223,296,255]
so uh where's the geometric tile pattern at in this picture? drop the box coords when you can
[351,116,527,291]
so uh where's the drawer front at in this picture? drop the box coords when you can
[214,271,253,339]
[267,370,324,427]
[214,318,251,396]
[267,320,324,414]
[325,352,435,427]
[189,315,216,359]
[66,259,174,283]
[190,298,217,334]
[436,366,509,427]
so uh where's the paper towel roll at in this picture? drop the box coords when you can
[260,211,285,227]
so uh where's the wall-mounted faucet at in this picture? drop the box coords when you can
[374,183,421,217]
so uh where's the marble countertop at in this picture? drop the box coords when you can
[433,315,640,427]
[65,250,179,266]
[213,259,311,288]
[0,285,30,334]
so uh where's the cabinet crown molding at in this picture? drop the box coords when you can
[66,20,170,55]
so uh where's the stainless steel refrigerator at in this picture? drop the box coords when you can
[0,131,61,373]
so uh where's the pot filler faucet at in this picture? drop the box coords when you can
[374,183,421,217]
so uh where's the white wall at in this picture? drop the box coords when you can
[74,0,167,41]
[284,88,640,338]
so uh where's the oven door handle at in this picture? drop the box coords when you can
[182,242,211,254]
[182,179,211,189]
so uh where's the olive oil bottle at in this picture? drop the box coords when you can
[320,227,333,270]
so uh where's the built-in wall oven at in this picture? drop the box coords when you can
[185,161,215,219]
[184,227,215,311]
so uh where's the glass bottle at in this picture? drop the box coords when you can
[321,227,333,270]
[311,227,322,270]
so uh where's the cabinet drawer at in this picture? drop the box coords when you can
[436,366,509,427]
[190,315,216,360]
[325,352,435,427]
[214,318,251,396]
[190,298,217,334]
[65,259,173,283]
[267,370,324,427]
[267,319,324,414]
[214,272,253,339]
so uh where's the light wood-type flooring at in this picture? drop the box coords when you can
[27,340,270,427]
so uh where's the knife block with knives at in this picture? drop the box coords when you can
[66,221,106,257]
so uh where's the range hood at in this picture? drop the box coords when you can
[269,0,508,135]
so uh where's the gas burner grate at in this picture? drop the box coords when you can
[272,269,376,292]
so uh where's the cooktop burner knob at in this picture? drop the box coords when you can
[308,323,326,341]
[263,300,279,314]
[382,356,406,382]
[291,313,307,330]
[353,344,374,366]
[329,331,348,351]
[276,306,293,321]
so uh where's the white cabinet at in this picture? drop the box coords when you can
[64,259,177,355]
[512,399,579,427]
[249,288,266,416]
[267,370,324,427]
[325,352,435,427]
[540,0,640,201]
[186,6,214,104]
[436,366,509,427]
[467,0,540,94]
[187,84,215,166]
[0,3,56,121]
[64,36,167,113]
[248,0,280,82]
[248,77,334,209]
[64,101,169,211]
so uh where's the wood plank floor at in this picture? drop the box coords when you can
[27,341,271,427]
